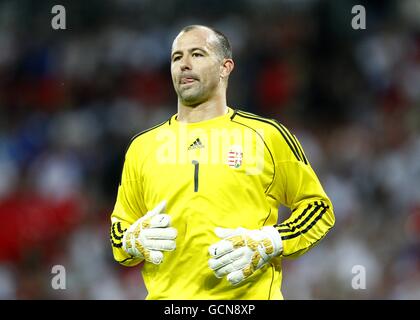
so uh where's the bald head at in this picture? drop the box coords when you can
[174,25,232,61]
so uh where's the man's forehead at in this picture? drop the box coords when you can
[172,28,218,52]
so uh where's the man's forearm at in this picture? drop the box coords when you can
[274,199,335,258]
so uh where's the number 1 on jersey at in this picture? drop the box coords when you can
[192,160,199,192]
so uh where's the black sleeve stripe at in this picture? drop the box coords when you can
[278,203,313,229]
[111,223,125,241]
[276,206,317,234]
[292,134,308,165]
[235,111,303,163]
[110,222,127,248]
[275,201,329,236]
[280,206,329,240]
[279,204,324,233]
[112,222,126,237]
[278,201,329,228]
[116,222,125,234]
[110,237,123,248]
[281,226,332,257]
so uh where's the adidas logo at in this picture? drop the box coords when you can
[188,138,205,150]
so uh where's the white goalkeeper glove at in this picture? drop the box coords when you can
[122,200,177,265]
[208,226,283,285]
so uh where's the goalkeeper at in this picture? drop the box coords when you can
[110,25,335,299]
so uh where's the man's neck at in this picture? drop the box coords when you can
[177,100,228,123]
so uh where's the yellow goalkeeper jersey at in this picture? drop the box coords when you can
[110,107,335,300]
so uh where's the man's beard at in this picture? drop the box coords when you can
[177,85,206,106]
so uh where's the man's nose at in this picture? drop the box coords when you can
[180,56,192,71]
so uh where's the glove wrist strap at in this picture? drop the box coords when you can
[261,226,283,257]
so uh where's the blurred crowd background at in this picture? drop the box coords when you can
[0,0,419,299]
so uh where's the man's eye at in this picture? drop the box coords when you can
[192,52,203,57]
[172,56,181,62]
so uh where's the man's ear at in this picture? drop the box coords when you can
[220,59,234,79]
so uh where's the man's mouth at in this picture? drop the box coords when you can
[180,77,198,84]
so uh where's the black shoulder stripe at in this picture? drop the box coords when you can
[292,134,308,165]
[235,111,302,163]
[119,119,169,185]
[127,119,169,152]
[230,118,276,194]
[237,111,308,165]
[272,120,304,163]
[234,110,260,118]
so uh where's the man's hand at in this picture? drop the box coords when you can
[208,226,283,285]
[122,200,177,264]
